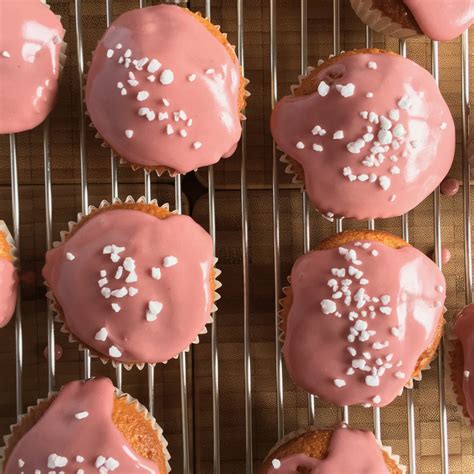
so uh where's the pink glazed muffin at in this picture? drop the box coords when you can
[0,222,18,328]
[42,200,217,366]
[281,230,445,408]
[0,0,65,134]
[450,304,474,427]
[2,377,170,473]
[85,4,247,175]
[350,0,474,41]
[271,49,455,220]
[259,424,404,473]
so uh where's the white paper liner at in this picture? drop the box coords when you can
[349,0,419,39]
[45,195,221,370]
[446,329,474,429]
[278,272,446,402]
[0,385,171,472]
[262,424,406,473]
[84,7,249,177]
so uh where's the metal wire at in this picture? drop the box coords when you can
[237,0,252,471]
[270,0,285,441]
[9,134,22,420]
[74,0,91,380]
[43,119,56,395]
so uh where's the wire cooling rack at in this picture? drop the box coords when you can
[4,1,472,473]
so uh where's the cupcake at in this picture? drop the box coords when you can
[270,49,455,221]
[259,424,405,473]
[0,0,65,134]
[85,4,247,176]
[280,230,445,407]
[1,377,170,473]
[0,221,18,328]
[350,0,474,41]
[42,197,219,367]
[449,304,474,427]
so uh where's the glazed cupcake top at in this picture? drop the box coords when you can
[271,50,455,220]
[0,224,18,328]
[283,236,445,407]
[85,4,243,174]
[0,0,65,134]
[265,425,390,474]
[4,378,162,473]
[42,204,214,364]
[402,0,473,42]
[453,303,474,424]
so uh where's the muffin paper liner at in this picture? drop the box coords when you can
[263,424,406,473]
[45,195,221,370]
[279,271,445,402]
[446,329,474,429]
[349,0,419,39]
[0,387,171,472]
[84,7,250,177]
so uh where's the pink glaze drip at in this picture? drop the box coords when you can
[42,209,214,364]
[270,52,455,220]
[266,426,389,474]
[440,178,460,197]
[0,0,64,134]
[402,0,474,42]
[284,240,445,407]
[85,4,242,174]
[4,378,162,473]
[454,304,474,425]
[0,258,18,328]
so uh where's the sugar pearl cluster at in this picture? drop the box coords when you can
[319,242,407,406]
[294,60,448,203]
[105,42,215,151]
[65,244,179,358]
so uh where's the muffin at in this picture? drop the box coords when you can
[350,0,473,41]
[0,0,66,134]
[42,197,219,367]
[259,424,405,473]
[0,221,18,328]
[270,49,455,221]
[449,304,474,427]
[281,230,445,407]
[85,4,248,176]
[1,377,170,473]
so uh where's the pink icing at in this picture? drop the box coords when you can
[85,4,242,174]
[0,0,64,134]
[4,378,162,473]
[402,0,474,42]
[270,52,455,220]
[0,258,18,328]
[440,178,460,197]
[454,304,474,426]
[283,239,445,407]
[266,426,389,474]
[42,208,214,364]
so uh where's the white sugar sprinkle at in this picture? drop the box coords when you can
[96,456,106,468]
[166,124,174,135]
[436,285,444,293]
[148,300,163,315]
[368,61,377,69]
[193,141,202,150]
[111,303,121,313]
[147,75,156,82]
[206,68,215,74]
[188,74,197,82]
[146,111,156,121]
[272,459,281,469]
[163,255,178,267]
[440,122,447,130]
[138,107,149,116]
[128,287,138,296]
[366,92,373,98]
[147,59,161,73]
[137,91,149,101]
[105,458,120,471]
[18,459,25,468]
[372,395,381,404]
[338,83,355,97]
[76,456,84,463]
[115,43,122,49]
[333,130,344,140]
[48,454,68,468]
[317,80,330,97]
[334,378,346,387]
[108,346,122,358]
[160,69,174,85]
[151,267,161,280]
[394,371,405,379]
[296,141,305,149]
[124,49,132,58]
[464,370,470,378]
[313,144,323,152]
[121,88,127,96]
[74,411,89,420]
[95,328,108,341]
[125,129,134,138]
[66,252,75,261]
[321,299,337,314]
[106,49,114,58]
[180,129,188,137]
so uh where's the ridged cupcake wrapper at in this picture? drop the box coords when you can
[0,386,171,472]
[84,7,250,177]
[263,424,407,473]
[278,281,445,402]
[445,332,474,429]
[46,195,221,370]
[349,0,419,39]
